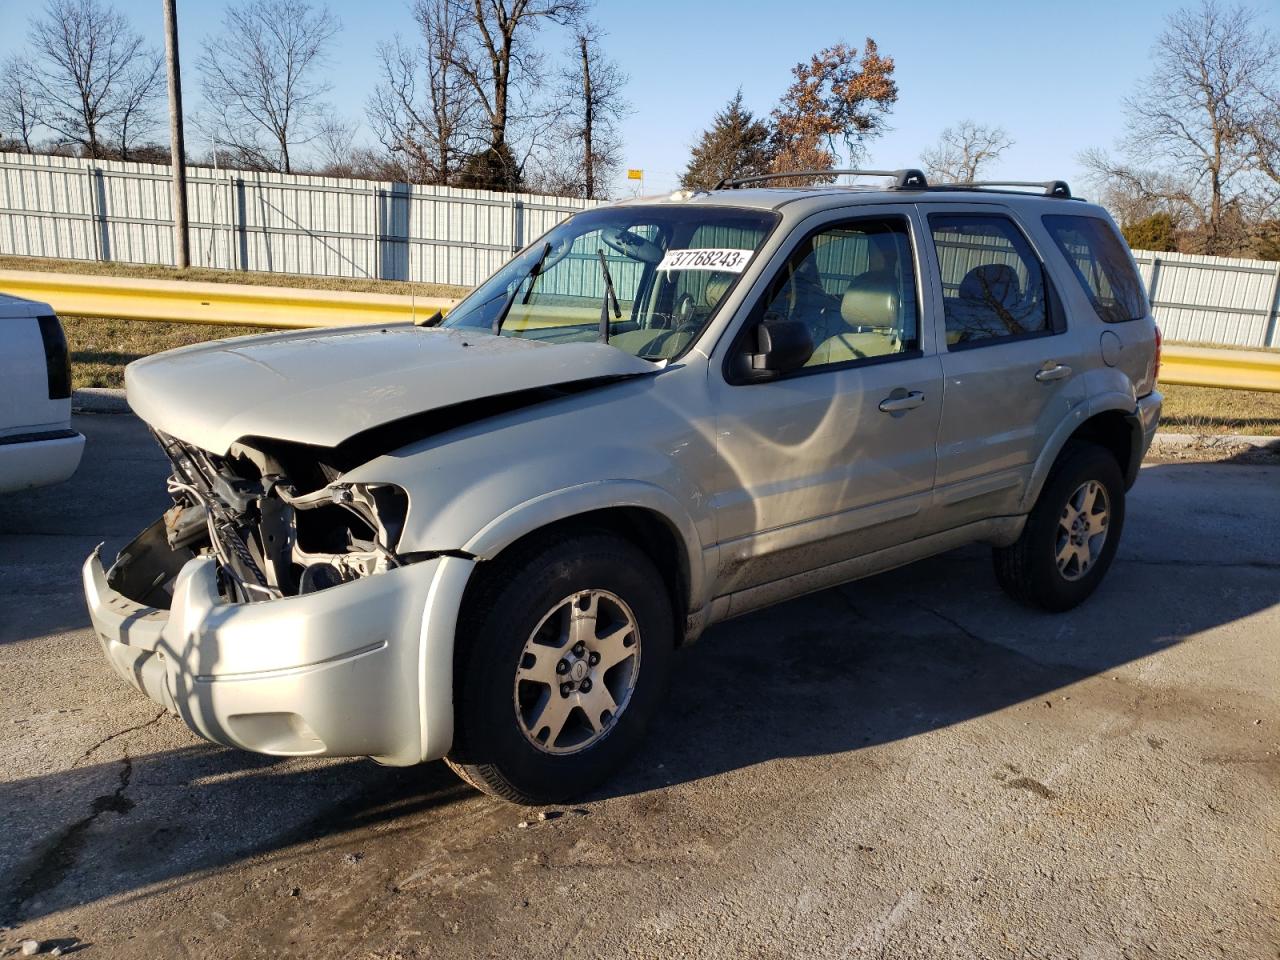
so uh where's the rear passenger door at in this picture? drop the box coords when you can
[915,205,1087,531]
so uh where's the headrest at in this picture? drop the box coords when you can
[841,283,899,329]
[703,274,733,307]
[959,264,1021,304]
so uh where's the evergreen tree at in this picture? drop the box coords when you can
[1122,213,1178,252]
[455,142,525,192]
[679,91,775,191]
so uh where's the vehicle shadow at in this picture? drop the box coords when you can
[3,463,1275,925]
[1,747,472,926]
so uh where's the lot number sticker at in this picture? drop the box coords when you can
[658,248,754,273]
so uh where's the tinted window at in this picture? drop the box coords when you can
[929,214,1050,347]
[756,217,919,371]
[1043,214,1147,323]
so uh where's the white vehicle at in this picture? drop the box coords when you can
[84,173,1161,803]
[0,295,84,493]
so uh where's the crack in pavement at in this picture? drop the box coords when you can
[917,603,990,646]
[1,713,166,923]
[5,755,136,925]
[1119,557,1280,571]
[72,710,167,769]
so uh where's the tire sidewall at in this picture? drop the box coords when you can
[454,536,674,801]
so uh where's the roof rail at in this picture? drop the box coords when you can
[939,180,1073,199]
[714,168,929,191]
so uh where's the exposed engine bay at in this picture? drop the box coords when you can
[110,430,413,608]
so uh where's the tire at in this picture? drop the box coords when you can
[993,441,1126,612]
[445,531,675,804]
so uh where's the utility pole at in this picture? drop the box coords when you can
[163,0,190,268]
[579,34,594,200]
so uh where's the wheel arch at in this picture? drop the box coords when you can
[461,481,705,632]
[1022,400,1143,512]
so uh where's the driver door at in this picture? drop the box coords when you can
[708,206,943,598]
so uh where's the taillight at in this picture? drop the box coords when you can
[37,315,72,400]
[1153,324,1162,383]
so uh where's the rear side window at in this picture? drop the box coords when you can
[1042,215,1147,323]
[928,214,1051,348]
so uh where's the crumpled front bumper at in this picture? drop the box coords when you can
[83,549,474,765]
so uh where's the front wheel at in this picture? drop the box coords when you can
[993,441,1126,612]
[446,532,674,804]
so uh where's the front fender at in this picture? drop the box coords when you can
[338,365,719,613]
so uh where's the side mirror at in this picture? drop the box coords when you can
[414,308,445,327]
[746,315,813,380]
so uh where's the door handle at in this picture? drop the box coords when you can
[1035,362,1073,382]
[878,390,926,413]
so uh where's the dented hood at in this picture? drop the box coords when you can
[125,325,657,454]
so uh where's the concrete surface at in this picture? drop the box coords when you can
[0,414,1276,959]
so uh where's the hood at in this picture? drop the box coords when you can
[125,325,657,454]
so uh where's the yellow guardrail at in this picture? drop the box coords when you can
[0,269,459,329]
[2,269,1278,390]
[1161,345,1280,393]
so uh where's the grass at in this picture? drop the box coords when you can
[0,254,469,300]
[1158,383,1280,436]
[66,315,272,388]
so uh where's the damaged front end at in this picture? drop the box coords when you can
[85,429,473,765]
[111,430,413,608]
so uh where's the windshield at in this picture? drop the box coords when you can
[443,205,779,360]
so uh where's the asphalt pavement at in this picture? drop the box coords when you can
[0,414,1276,959]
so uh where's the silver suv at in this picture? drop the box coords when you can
[84,170,1162,803]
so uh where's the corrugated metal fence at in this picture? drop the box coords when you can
[0,151,596,288]
[2,151,1279,346]
[1132,249,1280,348]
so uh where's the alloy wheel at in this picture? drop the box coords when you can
[1056,479,1110,581]
[513,589,641,754]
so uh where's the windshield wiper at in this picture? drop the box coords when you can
[493,241,552,336]
[596,248,622,343]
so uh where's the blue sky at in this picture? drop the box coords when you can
[4,0,1279,198]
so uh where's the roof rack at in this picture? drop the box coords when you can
[933,180,1073,199]
[714,168,929,191]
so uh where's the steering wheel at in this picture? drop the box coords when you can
[601,225,663,264]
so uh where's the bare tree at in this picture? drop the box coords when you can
[0,57,42,152]
[1242,86,1280,189]
[552,24,628,198]
[445,0,587,190]
[368,0,482,184]
[313,113,358,172]
[921,120,1014,183]
[1083,1,1280,254]
[197,0,340,173]
[23,0,162,159]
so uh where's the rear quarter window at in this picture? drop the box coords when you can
[1042,215,1147,323]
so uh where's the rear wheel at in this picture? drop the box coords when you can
[446,532,674,804]
[993,441,1126,612]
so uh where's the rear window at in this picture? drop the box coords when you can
[1042,215,1147,323]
